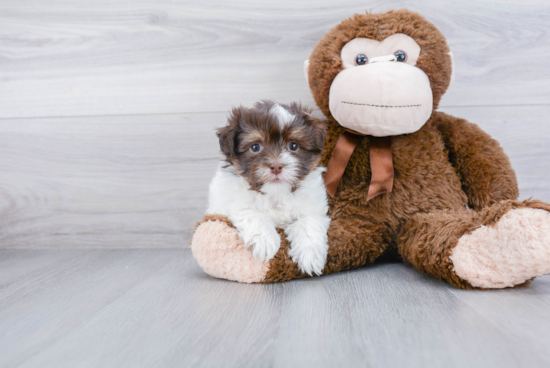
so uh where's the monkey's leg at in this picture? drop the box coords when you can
[264,217,391,282]
[192,214,391,283]
[397,200,550,289]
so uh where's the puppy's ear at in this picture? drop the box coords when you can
[292,103,327,152]
[217,107,242,159]
[298,108,327,151]
[309,117,327,151]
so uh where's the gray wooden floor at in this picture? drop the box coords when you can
[1,249,549,368]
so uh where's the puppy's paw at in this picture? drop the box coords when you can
[288,243,328,276]
[241,226,281,262]
[285,216,330,276]
[251,230,281,262]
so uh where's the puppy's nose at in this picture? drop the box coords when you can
[270,164,283,175]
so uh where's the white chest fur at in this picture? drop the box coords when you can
[206,163,328,228]
[249,185,298,228]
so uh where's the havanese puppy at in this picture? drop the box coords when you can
[206,100,330,276]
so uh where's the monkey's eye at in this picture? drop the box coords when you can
[355,54,368,66]
[394,50,407,62]
[250,143,262,153]
[289,142,299,151]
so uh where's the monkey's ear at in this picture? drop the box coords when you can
[448,51,455,87]
[303,59,310,82]
[216,107,241,159]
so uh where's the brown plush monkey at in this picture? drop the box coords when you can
[192,9,550,289]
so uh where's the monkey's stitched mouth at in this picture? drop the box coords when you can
[342,101,421,108]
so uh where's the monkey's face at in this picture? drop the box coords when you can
[328,34,433,136]
[306,10,454,137]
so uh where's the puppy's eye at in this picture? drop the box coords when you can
[394,50,407,62]
[355,54,368,65]
[289,142,299,151]
[250,143,262,153]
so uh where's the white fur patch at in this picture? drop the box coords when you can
[451,208,550,288]
[207,162,330,274]
[271,104,295,129]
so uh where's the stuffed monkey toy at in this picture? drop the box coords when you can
[191,9,550,289]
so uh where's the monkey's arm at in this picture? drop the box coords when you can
[433,111,519,210]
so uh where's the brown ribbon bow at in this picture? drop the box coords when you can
[325,131,394,200]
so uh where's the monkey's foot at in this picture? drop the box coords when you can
[451,208,550,288]
[191,215,268,283]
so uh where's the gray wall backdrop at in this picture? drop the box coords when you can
[0,0,549,248]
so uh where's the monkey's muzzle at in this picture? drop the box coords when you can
[328,60,433,137]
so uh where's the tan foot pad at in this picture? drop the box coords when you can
[191,220,268,283]
[451,208,550,288]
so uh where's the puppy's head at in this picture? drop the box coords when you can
[217,100,327,191]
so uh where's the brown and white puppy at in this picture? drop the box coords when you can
[206,100,330,275]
